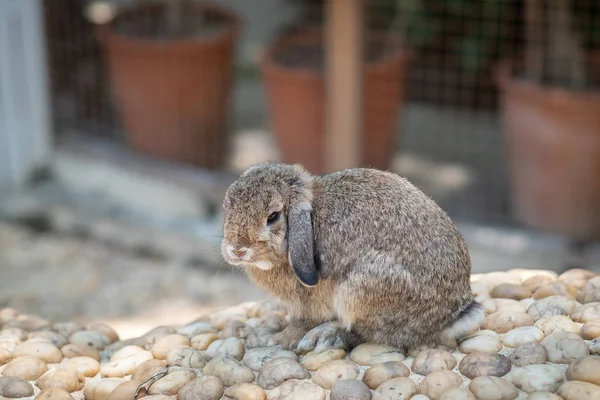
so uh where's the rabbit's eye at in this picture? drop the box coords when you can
[267,211,281,225]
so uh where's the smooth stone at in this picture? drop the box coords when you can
[577,277,600,304]
[166,346,206,368]
[412,349,457,375]
[363,361,411,390]
[526,393,563,400]
[566,355,600,386]
[439,387,477,400]
[533,282,579,300]
[2,356,49,380]
[83,378,126,400]
[138,326,177,347]
[459,352,512,379]
[203,356,255,387]
[266,379,325,400]
[178,376,224,400]
[520,298,536,310]
[541,331,590,363]
[330,379,371,400]
[257,357,310,390]
[177,321,217,337]
[417,370,462,400]
[312,360,359,390]
[491,283,532,300]
[59,356,101,377]
[502,326,545,348]
[210,307,248,330]
[0,348,13,365]
[106,380,142,400]
[88,322,119,344]
[151,334,191,360]
[300,349,346,371]
[407,343,456,358]
[509,343,548,367]
[191,333,219,351]
[506,364,563,393]
[14,340,63,363]
[459,331,503,354]
[581,320,600,340]
[481,299,497,314]
[224,383,267,400]
[61,343,101,361]
[36,369,86,392]
[132,359,167,383]
[571,303,600,323]
[52,322,86,338]
[484,312,534,333]
[468,376,518,400]
[558,269,597,289]
[494,299,527,314]
[591,338,600,354]
[527,296,580,321]
[35,388,74,400]
[0,376,34,398]
[28,331,69,348]
[243,347,297,372]
[5,314,52,331]
[350,343,405,366]
[522,275,556,291]
[69,330,110,350]
[205,337,245,361]
[100,346,154,377]
[248,300,287,319]
[534,315,581,336]
[557,381,600,400]
[148,369,196,396]
[372,377,417,400]
[412,396,432,400]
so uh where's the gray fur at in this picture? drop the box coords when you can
[221,162,484,350]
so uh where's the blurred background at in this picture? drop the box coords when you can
[1,0,600,336]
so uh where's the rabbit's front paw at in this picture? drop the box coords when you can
[296,321,351,354]
[268,324,308,350]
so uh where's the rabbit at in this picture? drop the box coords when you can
[221,162,485,353]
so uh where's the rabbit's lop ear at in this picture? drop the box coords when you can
[287,201,318,287]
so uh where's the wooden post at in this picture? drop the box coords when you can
[324,0,364,173]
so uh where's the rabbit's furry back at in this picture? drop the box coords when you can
[221,162,484,349]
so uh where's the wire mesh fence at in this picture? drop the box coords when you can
[41,0,600,237]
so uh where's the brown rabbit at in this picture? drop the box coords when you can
[221,162,484,353]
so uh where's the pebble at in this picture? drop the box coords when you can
[105,379,142,400]
[257,357,310,390]
[522,275,555,292]
[571,302,600,323]
[502,326,544,347]
[29,331,69,348]
[459,352,511,379]
[491,283,532,300]
[534,315,581,335]
[210,306,248,330]
[349,343,405,365]
[69,330,110,350]
[206,337,245,361]
[248,300,287,319]
[581,320,600,340]
[61,343,101,361]
[541,331,590,363]
[330,379,371,400]
[494,299,528,314]
[0,348,13,365]
[191,333,219,350]
[100,345,154,377]
[372,377,417,400]
[88,322,119,344]
[577,276,600,303]
[484,312,534,333]
[178,376,224,400]
[0,376,34,398]
[506,364,563,393]
[177,321,217,337]
[591,338,600,354]
[526,393,563,400]
[147,369,196,396]
[458,331,503,354]
[243,347,297,372]
[14,340,63,363]
[312,359,359,390]
[300,349,346,371]
[165,346,206,368]
[35,387,74,400]
[417,370,462,400]
[509,343,548,367]
[527,296,580,320]
[2,356,49,380]
[203,356,255,387]
[439,387,476,400]
[533,282,579,300]
[362,361,411,389]
[52,322,86,338]
[224,383,267,400]
[266,379,325,400]
[566,355,600,386]
[412,396,431,400]
[132,359,167,382]
[36,369,86,392]
[557,380,600,400]
[468,376,519,400]
[83,378,125,400]
[151,334,190,360]
[558,268,597,289]
[138,326,177,347]
[412,349,457,375]
[59,356,101,377]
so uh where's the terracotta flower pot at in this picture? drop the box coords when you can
[496,59,600,239]
[96,2,241,168]
[260,29,408,175]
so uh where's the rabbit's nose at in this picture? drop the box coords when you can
[232,248,247,258]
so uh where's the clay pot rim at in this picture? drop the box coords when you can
[495,58,600,105]
[260,27,411,81]
[95,1,242,54]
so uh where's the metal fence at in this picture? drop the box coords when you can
[42,0,600,239]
